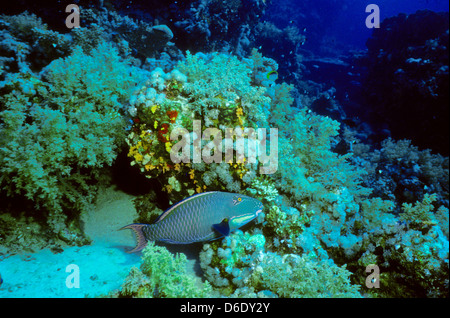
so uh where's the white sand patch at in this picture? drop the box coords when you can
[0,186,141,298]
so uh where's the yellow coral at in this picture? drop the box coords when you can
[140,130,152,140]
[165,141,172,153]
[236,106,244,126]
[127,147,136,157]
[162,163,171,173]
[134,153,143,162]
[163,184,173,193]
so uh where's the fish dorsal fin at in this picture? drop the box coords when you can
[212,218,230,237]
[155,191,220,223]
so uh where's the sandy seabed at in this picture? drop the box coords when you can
[0,187,142,297]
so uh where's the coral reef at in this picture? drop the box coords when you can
[72,7,178,59]
[199,230,361,297]
[0,12,71,72]
[125,50,274,203]
[354,194,449,297]
[0,41,144,247]
[0,3,448,299]
[353,137,449,208]
[118,242,212,298]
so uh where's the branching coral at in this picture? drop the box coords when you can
[0,12,71,71]
[124,48,448,298]
[125,51,275,203]
[253,252,361,298]
[275,107,371,204]
[400,193,438,230]
[199,231,264,293]
[199,230,361,297]
[177,51,271,127]
[77,8,176,59]
[348,193,449,297]
[0,42,143,240]
[120,242,212,298]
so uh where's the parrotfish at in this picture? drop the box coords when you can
[120,191,263,253]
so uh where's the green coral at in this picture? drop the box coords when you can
[243,176,314,254]
[253,253,361,298]
[200,231,266,294]
[435,206,449,238]
[177,51,271,127]
[244,176,280,205]
[0,42,143,240]
[125,51,277,203]
[43,42,143,113]
[199,230,361,297]
[120,242,212,298]
[360,197,396,230]
[0,12,45,40]
[400,193,438,229]
[355,224,449,298]
[275,108,370,204]
[349,193,449,297]
[362,138,448,202]
[264,204,313,254]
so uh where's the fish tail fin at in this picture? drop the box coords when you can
[119,223,149,253]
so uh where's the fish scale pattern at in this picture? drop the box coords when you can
[143,193,229,243]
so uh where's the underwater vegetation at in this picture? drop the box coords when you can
[0,39,144,251]
[0,2,448,298]
[117,242,213,298]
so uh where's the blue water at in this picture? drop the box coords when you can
[330,0,450,48]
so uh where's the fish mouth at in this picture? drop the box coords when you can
[255,208,263,216]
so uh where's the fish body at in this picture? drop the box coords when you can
[121,191,263,253]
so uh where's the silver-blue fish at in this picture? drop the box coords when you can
[120,191,263,252]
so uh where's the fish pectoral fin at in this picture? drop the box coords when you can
[212,219,230,237]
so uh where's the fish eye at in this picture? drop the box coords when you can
[233,196,242,205]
